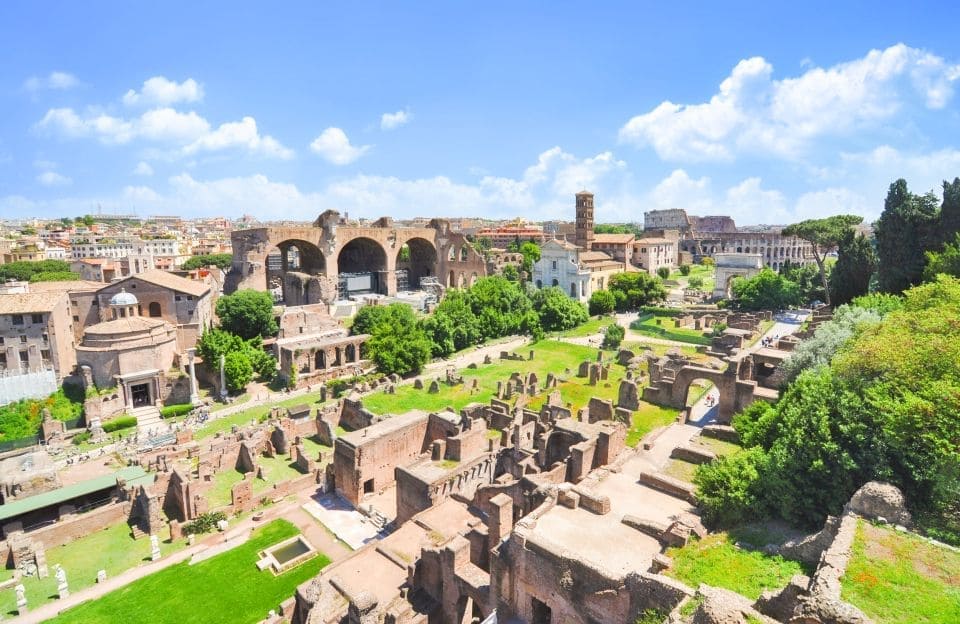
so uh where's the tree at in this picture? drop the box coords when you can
[0,259,73,282]
[601,323,625,349]
[875,179,940,294]
[730,268,801,310]
[830,232,877,305]
[531,287,588,332]
[501,264,519,282]
[466,276,535,340]
[699,257,715,267]
[215,289,278,339]
[197,328,244,364]
[780,305,881,384]
[657,266,670,280]
[678,264,691,276]
[780,262,825,304]
[940,177,960,248]
[924,232,960,281]
[223,351,253,393]
[363,304,432,376]
[421,289,481,357]
[29,271,79,283]
[519,241,541,279]
[688,276,705,290]
[782,214,863,306]
[588,290,616,316]
[182,254,233,271]
[607,272,667,311]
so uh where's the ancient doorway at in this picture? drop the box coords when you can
[131,383,151,407]
[531,597,552,624]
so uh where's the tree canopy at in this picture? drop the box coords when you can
[531,286,588,332]
[730,268,801,310]
[924,232,960,281]
[588,290,616,316]
[215,289,278,340]
[782,214,862,306]
[698,276,960,543]
[0,260,74,282]
[829,231,877,306]
[875,179,940,294]
[358,303,433,376]
[182,254,233,271]
[607,272,667,311]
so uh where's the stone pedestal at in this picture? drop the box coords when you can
[150,534,161,561]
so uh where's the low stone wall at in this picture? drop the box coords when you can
[17,501,130,551]
[638,471,697,504]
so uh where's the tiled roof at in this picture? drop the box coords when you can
[593,233,635,244]
[107,269,210,298]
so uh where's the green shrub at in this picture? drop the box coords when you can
[679,264,692,276]
[183,511,228,535]
[602,323,625,349]
[103,415,137,433]
[638,305,684,317]
[160,403,193,418]
[72,431,92,446]
[657,266,671,280]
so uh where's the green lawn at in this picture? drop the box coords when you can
[206,453,307,508]
[621,341,702,359]
[665,532,807,600]
[195,391,332,441]
[553,316,617,338]
[51,520,331,624]
[625,403,678,447]
[841,520,960,623]
[1,521,188,616]
[670,264,716,292]
[630,314,712,345]
[363,340,602,415]
[663,458,698,483]
[693,436,742,458]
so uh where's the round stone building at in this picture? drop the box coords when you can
[76,289,178,408]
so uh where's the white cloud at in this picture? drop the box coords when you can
[184,117,294,159]
[310,128,371,165]
[24,71,80,92]
[133,161,154,176]
[36,171,71,187]
[36,107,292,159]
[380,109,411,130]
[619,44,960,162]
[123,77,204,106]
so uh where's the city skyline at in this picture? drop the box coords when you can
[2,2,960,224]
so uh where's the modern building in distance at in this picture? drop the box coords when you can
[475,220,549,247]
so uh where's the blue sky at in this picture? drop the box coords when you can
[2,1,960,224]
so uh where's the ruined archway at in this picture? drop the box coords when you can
[338,237,388,297]
[395,237,436,291]
[268,239,327,304]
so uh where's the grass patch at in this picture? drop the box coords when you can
[554,316,616,338]
[51,520,331,624]
[841,520,960,623]
[692,436,742,458]
[746,319,776,347]
[630,314,712,345]
[363,340,601,415]
[195,391,331,441]
[621,341,702,359]
[665,533,807,600]
[625,403,678,447]
[206,453,306,508]
[0,522,188,615]
[663,458,699,483]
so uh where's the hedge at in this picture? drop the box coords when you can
[160,403,193,418]
[102,415,137,433]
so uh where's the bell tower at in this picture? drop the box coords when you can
[575,191,594,250]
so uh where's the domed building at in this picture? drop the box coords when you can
[76,289,179,409]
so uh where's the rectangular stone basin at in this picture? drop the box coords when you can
[258,535,317,574]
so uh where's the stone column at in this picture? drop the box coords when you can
[187,349,201,406]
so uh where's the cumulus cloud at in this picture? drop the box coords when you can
[309,128,371,165]
[24,71,80,92]
[133,161,154,176]
[35,107,292,159]
[36,171,72,187]
[380,109,411,130]
[619,44,960,161]
[123,76,204,106]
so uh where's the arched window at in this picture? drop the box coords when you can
[315,351,325,370]
[148,302,161,317]
[460,247,469,261]
[570,283,577,297]
[536,280,542,289]
[448,247,456,261]
[552,278,559,287]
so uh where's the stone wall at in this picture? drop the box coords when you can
[3,501,130,554]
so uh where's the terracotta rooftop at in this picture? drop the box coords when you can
[28,280,104,293]
[108,268,211,298]
[593,233,636,244]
